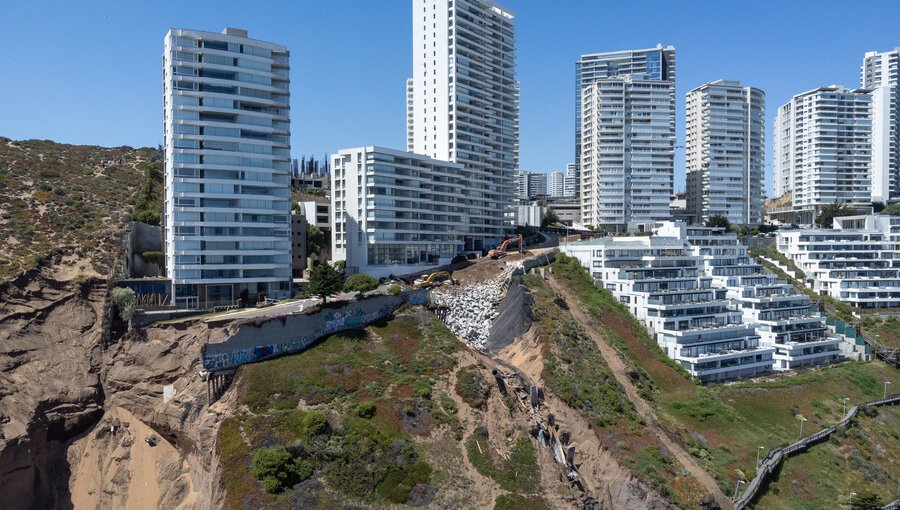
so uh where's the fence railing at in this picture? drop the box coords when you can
[735,393,900,509]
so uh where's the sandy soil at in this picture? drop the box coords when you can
[69,406,197,510]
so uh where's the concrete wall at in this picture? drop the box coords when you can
[201,290,428,371]
[123,221,163,278]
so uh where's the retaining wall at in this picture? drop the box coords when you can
[736,393,900,509]
[201,290,428,371]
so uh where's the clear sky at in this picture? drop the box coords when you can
[2,1,899,195]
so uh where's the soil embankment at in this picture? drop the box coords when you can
[0,268,226,509]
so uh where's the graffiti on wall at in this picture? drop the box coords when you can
[201,294,420,370]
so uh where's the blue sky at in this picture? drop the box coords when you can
[2,1,899,195]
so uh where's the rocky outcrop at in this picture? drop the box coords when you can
[0,270,227,510]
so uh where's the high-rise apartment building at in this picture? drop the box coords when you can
[686,80,765,225]
[564,163,577,198]
[773,86,872,224]
[162,28,292,309]
[862,49,900,204]
[549,171,565,198]
[580,76,675,230]
[575,46,675,216]
[515,170,547,200]
[407,0,518,250]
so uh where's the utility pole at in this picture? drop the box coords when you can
[733,479,746,500]
[842,397,849,417]
[885,380,892,399]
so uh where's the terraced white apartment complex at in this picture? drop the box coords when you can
[407,0,518,249]
[777,215,900,308]
[332,147,496,278]
[561,236,774,382]
[685,80,765,225]
[162,28,292,308]
[658,223,844,370]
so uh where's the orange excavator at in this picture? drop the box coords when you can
[488,234,523,259]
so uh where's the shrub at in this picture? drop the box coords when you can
[343,273,379,293]
[354,401,377,419]
[110,287,136,322]
[132,209,160,226]
[451,254,467,264]
[251,446,313,493]
[387,284,401,295]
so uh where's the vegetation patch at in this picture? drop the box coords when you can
[220,307,465,507]
[454,365,490,409]
[466,427,541,494]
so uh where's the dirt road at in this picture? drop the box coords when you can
[547,276,734,510]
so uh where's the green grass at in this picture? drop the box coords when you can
[219,306,464,508]
[755,405,900,509]
[541,253,900,498]
[494,494,552,510]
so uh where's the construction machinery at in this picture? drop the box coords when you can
[414,271,452,288]
[489,235,524,259]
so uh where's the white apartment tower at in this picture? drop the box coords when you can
[564,163,577,198]
[686,80,765,225]
[773,86,872,224]
[549,171,565,198]
[577,46,676,231]
[408,0,518,250]
[576,46,675,222]
[163,28,292,308]
[862,48,900,204]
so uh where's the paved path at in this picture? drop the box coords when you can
[202,291,358,323]
[548,276,733,510]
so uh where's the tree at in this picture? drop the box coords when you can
[343,273,378,293]
[704,215,731,229]
[307,224,325,258]
[848,488,884,510]
[815,201,856,228]
[251,446,313,494]
[881,202,900,216]
[111,287,136,322]
[309,262,344,303]
[542,208,559,227]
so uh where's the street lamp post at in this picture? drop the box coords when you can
[756,446,765,469]
[842,397,849,417]
[733,479,746,500]
[885,380,892,400]
[798,415,808,440]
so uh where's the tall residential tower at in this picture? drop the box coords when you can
[577,46,676,230]
[862,48,900,204]
[773,86,872,224]
[686,80,765,225]
[407,0,518,250]
[163,28,292,308]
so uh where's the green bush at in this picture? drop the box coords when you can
[251,446,313,493]
[132,209,160,226]
[354,401,376,419]
[387,284,401,295]
[343,273,379,293]
[110,287,136,322]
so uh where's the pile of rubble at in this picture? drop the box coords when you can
[430,265,516,349]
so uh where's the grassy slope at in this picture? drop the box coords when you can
[525,272,709,509]
[219,306,548,509]
[544,254,900,503]
[0,137,159,280]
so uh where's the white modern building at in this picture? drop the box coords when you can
[685,80,765,225]
[407,0,518,250]
[564,163,578,198]
[163,28,292,308]
[580,74,675,230]
[549,171,565,198]
[773,86,873,224]
[658,223,845,370]
[332,147,497,278]
[777,214,900,308]
[862,48,900,204]
[561,235,774,382]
